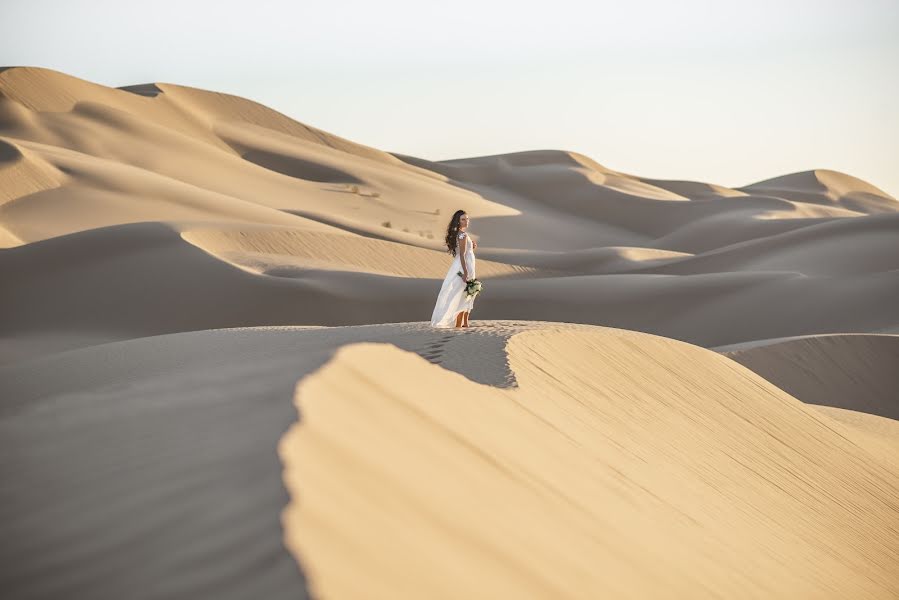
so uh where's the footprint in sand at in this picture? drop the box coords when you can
[421,334,456,363]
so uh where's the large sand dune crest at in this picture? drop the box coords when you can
[281,325,899,599]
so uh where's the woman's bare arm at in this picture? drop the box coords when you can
[459,234,469,280]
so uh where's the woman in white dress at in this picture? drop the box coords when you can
[430,210,478,328]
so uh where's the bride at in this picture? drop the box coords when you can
[430,210,478,328]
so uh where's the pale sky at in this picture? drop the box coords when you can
[2,0,898,196]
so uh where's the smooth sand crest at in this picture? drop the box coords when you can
[280,326,899,599]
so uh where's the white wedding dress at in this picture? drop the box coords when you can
[430,231,477,328]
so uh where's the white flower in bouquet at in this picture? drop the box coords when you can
[457,271,483,299]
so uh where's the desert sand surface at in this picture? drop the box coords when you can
[1,66,897,598]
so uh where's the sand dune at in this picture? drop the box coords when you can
[4,218,897,363]
[182,227,534,279]
[2,66,898,599]
[0,67,518,249]
[723,334,899,420]
[479,245,693,274]
[813,406,899,448]
[282,325,899,598]
[643,212,899,276]
[2,322,898,599]
[2,66,897,358]
[740,169,898,214]
[0,137,62,206]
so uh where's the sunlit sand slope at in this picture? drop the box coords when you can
[281,326,899,599]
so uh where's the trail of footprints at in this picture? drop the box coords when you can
[422,334,456,364]
[416,321,539,389]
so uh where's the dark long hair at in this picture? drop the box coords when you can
[444,209,466,257]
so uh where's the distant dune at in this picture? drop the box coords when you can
[723,334,899,421]
[1,67,897,599]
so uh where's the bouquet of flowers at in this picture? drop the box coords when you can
[457,271,483,299]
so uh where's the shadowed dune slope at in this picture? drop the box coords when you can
[641,212,899,276]
[724,334,899,420]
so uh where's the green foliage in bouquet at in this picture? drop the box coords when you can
[457,271,483,299]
